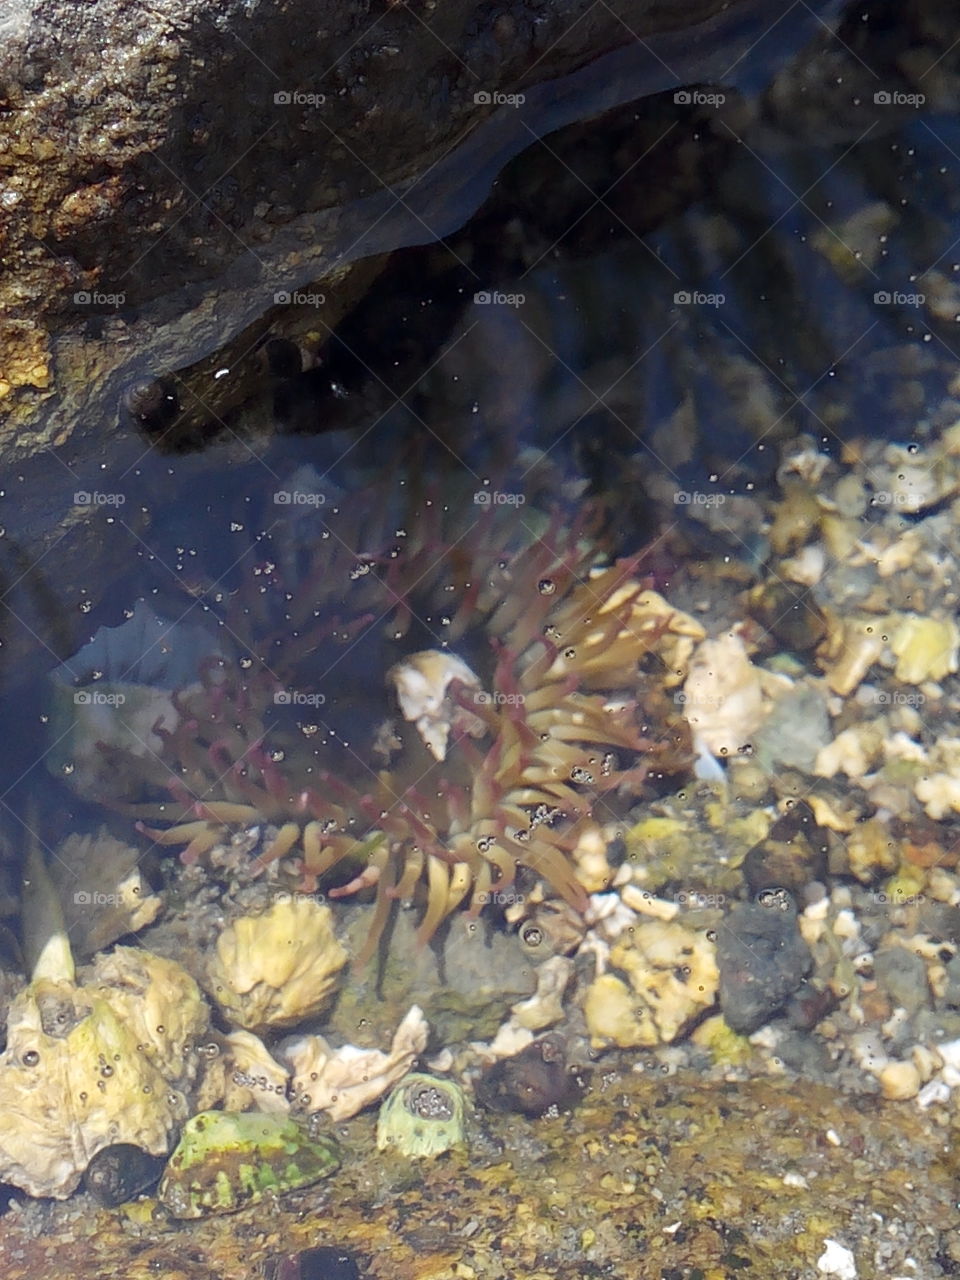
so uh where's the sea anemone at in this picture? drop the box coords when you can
[92,472,694,962]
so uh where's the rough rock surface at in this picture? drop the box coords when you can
[0,0,840,459]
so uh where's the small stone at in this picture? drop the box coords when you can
[878,1060,921,1101]
[817,1239,857,1280]
[889,613,959,684]
[873,946,930,1015]
[716,893,812,1034]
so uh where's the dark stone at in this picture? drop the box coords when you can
[716,891,813,1034]
[261,1247,365,1280]
[475,1033,584,1116]
[83,1144,166,1206]
[742,799,829,898]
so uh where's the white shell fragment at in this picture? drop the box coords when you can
[681,631,768,758]
[279,1004,429,1121]
[817,1239,857,1280]
[387,650,485,760]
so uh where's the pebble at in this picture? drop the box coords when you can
[716,892,812,1033]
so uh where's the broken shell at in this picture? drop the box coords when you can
[387,650,485,761]
[194,1028,291,1114]
[280,1004,428,1121]
[205,897,348,1032]
[376,1074,467,1158]
[681,632,768,758]
[158,1110,341,1218]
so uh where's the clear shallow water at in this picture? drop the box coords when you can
[1,5,960,1269]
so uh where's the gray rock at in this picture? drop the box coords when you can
[873,946,931,1015]
[716,891,813,1034]
[0,0,843,463]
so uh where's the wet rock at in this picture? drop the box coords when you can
[475,1033,582,1117]
[0,0,843,681]
[873,946,931,1015]
[262,1247,365,1280]
[742,799,829,897]
[716,891,813,1034]
[0,0,843,463]
[944,954,960,1007]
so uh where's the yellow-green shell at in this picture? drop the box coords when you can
[158,1110,340,1218]
[376,1073,467,1158]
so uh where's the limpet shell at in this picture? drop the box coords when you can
[158,1110,340,1218]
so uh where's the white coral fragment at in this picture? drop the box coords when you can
[681,631,768,758]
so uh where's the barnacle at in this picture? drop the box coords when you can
[88,482,695,962]
[376,1073,467,1158]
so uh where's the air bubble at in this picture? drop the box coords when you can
[538,579,556,596]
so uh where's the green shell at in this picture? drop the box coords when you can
[158,1111,341,1218]
[376,1073,467,1158]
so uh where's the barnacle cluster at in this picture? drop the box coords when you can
[96,475,694,960]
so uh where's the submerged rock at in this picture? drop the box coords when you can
[716,892,813,1034]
